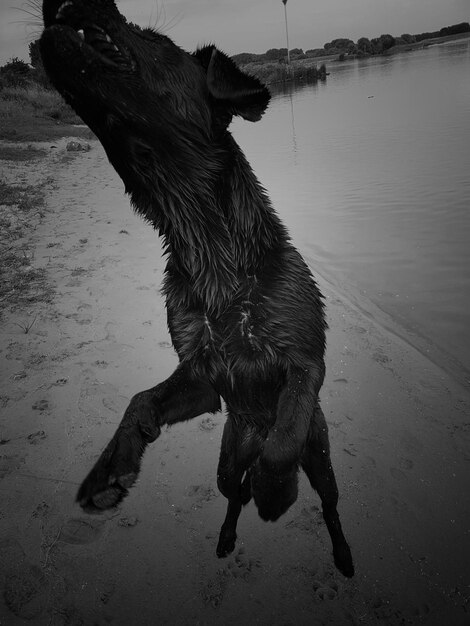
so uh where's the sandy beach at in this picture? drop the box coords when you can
[0,140,469,625]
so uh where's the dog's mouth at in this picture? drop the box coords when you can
[43,0,132,71]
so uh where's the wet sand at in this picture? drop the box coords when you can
[0,141,469,625]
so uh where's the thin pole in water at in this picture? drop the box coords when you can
[282,0,290,66]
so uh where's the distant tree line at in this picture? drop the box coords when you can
[232,21,470,65]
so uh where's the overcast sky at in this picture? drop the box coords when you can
[1,0,468,65]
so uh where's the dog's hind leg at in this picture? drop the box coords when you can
[77,363,220,511]
[300,405,354,578]
[260,363,325,472]
[216,416,264,557]
[251,364,323,521]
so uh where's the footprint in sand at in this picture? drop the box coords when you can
[27,430,47,445]
[200,548,261,607]
[32,399,50,411]
[313,577,339,601]
[0,537,25,562]
[51,378,68,386]
[158,341,172,349]
[65,313,92,325]
[373,350,391,365]
[363,455,377,469]
[0,455,25,478]
[100,581,116,605]
[343,444,357,457]
[390,457,414,480]
[200,572,228,607]
[94,360,108,368]
[186,484,218,509]
[12,370,27,380]
[3,565,47,619]
[225,548,261,580]
[70,267,89,277]
[199,416,218,431]
[117,516,139,527]
[285,505,323,535]
[399,457,414,471]
[31,502,50,519]
[78,377,120,414]
[59,518,106,545]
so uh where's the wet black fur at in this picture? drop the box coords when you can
[40,0,354,577]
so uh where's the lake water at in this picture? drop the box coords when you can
[232,39,470,387]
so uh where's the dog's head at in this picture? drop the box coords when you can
[40,0,271,305]
[40,0,270,145]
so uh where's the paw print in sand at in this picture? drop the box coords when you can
[224,547,261,580]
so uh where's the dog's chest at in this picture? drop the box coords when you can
[168,300,276,377]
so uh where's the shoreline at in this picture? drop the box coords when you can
[383,31,470,56]
[306,255,470,394]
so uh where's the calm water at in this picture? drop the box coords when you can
[232,40,470,385]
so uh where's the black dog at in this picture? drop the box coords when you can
[40,0,354,577]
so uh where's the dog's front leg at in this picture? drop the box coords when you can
[76,363,220,510]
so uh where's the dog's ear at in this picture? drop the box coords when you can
[194,46,270,122]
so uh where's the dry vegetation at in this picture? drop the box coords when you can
[0,81,92,314]
[244,60,327,85]
[0,162,55,309]
[0,84,91,141]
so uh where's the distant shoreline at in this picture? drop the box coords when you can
[241,32,470,85]
[382,31,470,56]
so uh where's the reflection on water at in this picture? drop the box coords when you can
[232,40,470,384]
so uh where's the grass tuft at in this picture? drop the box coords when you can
[0,179,54,307]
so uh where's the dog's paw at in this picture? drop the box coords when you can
[333,542,354,578]
[76,428,142,511]
[216,530,237,558]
